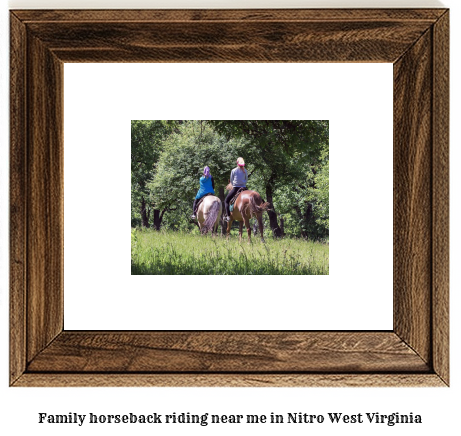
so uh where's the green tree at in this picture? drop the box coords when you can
[131,120,176,228]
[314,159,329,231]
[207,120,328,237]
[133,120,329,239]
[148,121,249,232]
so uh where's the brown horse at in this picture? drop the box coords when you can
[226,186,270,243]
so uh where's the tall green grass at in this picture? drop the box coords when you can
[131,228,329,275]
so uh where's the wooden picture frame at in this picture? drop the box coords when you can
[10,9,449,387]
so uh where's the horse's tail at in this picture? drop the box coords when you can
[202,200,221,234]
[247,193,270,218]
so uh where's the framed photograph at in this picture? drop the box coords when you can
[10,9,449,386]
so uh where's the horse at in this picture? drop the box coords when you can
[197,195,222,235]
[225,184,270,243]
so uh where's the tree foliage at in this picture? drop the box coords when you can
[207,120,329,237]
[131,120,176,227]
[131,120,329,240]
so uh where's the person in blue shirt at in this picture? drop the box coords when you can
[191,166,215,219]
[224,157,248,221]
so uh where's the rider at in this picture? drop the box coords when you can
[224,157,248,221]
[191,166,215,219]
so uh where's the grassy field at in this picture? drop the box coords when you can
[131,228,329,275]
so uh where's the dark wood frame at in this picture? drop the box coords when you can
[10,9,449,387]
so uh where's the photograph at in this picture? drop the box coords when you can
[131,120,329,275]
[2,2,457,436]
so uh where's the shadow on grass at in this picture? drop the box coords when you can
[131,261,327,275]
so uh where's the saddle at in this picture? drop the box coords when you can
[229,187,248,212]
[194,193,213,215]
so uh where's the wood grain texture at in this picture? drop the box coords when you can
[26,34,64,362]
[9,13,27,385]
[432,11,449,384]
[13,374,446,388]
[27,332,429,373]
[9,9,449,387]
[393,29,433,364]
[26,21,432,63]
[12,9,447,22]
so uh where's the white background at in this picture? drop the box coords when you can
[1,1,458,436]
[63,63,392,330]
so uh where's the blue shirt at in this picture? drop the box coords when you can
[195,176,215,199]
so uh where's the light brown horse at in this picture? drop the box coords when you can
[226,186,270,243]
[197,195,222,235]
